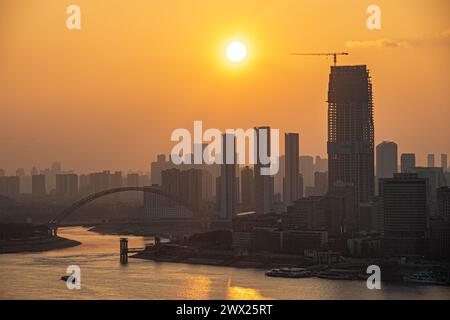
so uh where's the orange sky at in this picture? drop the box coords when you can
[0,0,449,173]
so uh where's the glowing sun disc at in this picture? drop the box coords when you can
[226,41,247,62]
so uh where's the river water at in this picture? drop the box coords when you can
[1,227,449,300]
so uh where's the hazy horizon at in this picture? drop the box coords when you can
[1,0,449,174]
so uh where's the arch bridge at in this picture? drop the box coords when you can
[49,186,200,228]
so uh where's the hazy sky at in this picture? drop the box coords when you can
[1,0,449,174]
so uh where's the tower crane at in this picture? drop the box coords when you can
[290,52,349,66]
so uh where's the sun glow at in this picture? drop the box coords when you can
[226,40,248,63]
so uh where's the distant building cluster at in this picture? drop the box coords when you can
[1,64,449,261]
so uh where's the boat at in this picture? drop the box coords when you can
[265,268,312,278]
[403,272,449,285]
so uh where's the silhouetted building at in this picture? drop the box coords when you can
[109,171,122,188]
[254,127,274,215]
[180,169,203,214]
[144,185,193,219]
[437,187,450,216]
[150,154,171,186]
[376,141,398,178]
[427,154,435,168]
[32,174,46,196]
[274,155,285,201]
[314,171,328,196]
[161,168,181,197]
[327,65,374,205]
[297,173,304,199]
[241,166,255,208]
[299,156,314,189]
[408,167,446,214]
[218,133,237,220]
[0,176,20,197]
[56,174,78,196]
[400,153,415,173]
[314,156,328,173]
[441,154,448,173]
[201,170,213,202]
[284,133,300,208]
[380,173,428,255]
[15,168,30,194]
[429,189,450,260]
[126,173,140,187]
[429,215,450,261]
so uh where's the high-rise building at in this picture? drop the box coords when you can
[314,156,328,173]
[274,155,285,201]
[219,133,237,220]
[297,173,304,199]
[241,166,255,208]
[441,154,448,173]
[430,187,450,260]
[180,168,203,214]
[284,133,299,208]
[254,127,274,215]
[143,185,193,219]
[201,169,213,202]
[0,176,20,197]
[327,65,374,205]
[126,173,140,187]
[109,171,122,188]
[32,174,46,196]
[161,168,181,197]
[380,173,428,255]
[89,171,111,192]
[56,173,78,196]
[30,167,38,176]
[427,154,435,167]
[299,156,314,189]
[376,141,398,178]
[79,174,91,194]
[150,154,171,186]
[314,171,328,196]
[408,167,446,213]
[437,187,450,216]
[400,153,416,173]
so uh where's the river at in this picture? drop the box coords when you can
[1,227,449,300]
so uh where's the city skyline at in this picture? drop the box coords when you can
[1,0,449,173]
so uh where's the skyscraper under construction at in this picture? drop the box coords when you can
[327,65,374,205]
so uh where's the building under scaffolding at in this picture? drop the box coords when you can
[327,65,375,213]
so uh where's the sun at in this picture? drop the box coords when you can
[226,40,248,63]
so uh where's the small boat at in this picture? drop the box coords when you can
[403,272,449,286]
[265,268,312,278]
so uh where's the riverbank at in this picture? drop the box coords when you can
[0,236,81,254]
[132,243,317,270]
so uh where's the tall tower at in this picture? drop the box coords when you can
[219,133,237,220]
[254,127,274,215]
[441,154,448,173]
[327,65,374,204]
[427,154,435,167]
[401,153,416,173]
[284,133,300,208]
[376,141,398,178]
